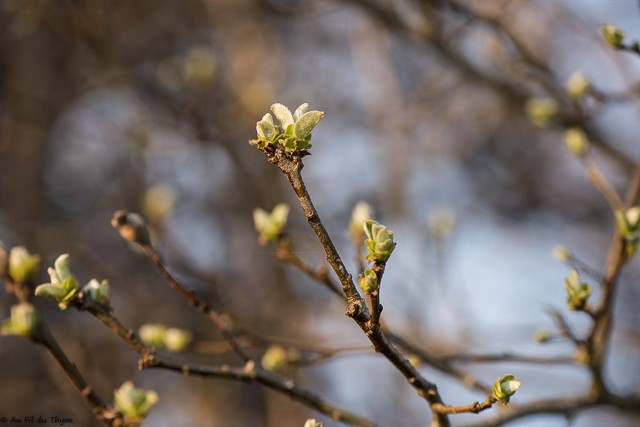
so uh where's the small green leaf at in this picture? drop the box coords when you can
[83,279,111,305]
[257,120,278,141]
[114,381,158,420]
[253,204,290,244]
[270,103,294,131]
[293,103,309,122]
[1,303,39,337]
[600,24,625,48]
[526,98,558,128]
[294,111,324,140]
[564,269,591,310]
[35,283,68,300]
[492,374,521,404]
[358,269,379,293]
[8,247,40,283]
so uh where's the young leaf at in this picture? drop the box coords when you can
[294,111,324,140]
[270,103,294,131]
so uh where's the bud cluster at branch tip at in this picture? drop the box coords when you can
[566,71,590,100]
[533,329,551,344]
[251,103,324,152]
[111,210,152,247]
[1,303,39,337]
[492,374,521,404]
[261,345,301,373]
[253,203,289,244]
[600,25,625,49]
[139,323,192,352]
[113,381,158,422]
[552,245,573,263]
[7,246,40,283]
[363,220,396,263]
[35,254,112,309]
[526,98,558,128]
[35,254,80,310]
[348,201,373,241]
[564,269,591,311]
[564,128,589,156]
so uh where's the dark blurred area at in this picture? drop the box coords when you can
[1,1,639,426]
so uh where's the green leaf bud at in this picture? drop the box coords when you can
[1,303,39,337]
[113,381,158,421]
[526,98,558,127]
[35,254,80,310]
[600,24,625,49]
[358,268,379,294]
[564,269,591,310]
[253,203,290,244]
[294,110,324,140]
[552,245,573,263]
[8,246,40,283]
[261,345,289,372]
[363,220,396,263]
[270,103,294,132]
[164,327,192,352]
[111,210,152,247]
[492,374,521,404]
[349,201,373,240]
[138,323,167,348]
[533,329,552,344]
[426,207,456,241]
[615,207,640,239]
[83,279,111,306]
[303,419,324,427]
[564,128,589,156]
[143,184,176,224]
[566,71,590,100]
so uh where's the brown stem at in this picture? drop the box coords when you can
[267,148,451,427]
[432,396,496,415]
[33,322,123,426]
[142,245,252,363]
[142,356,377,427]
[276,236,344,298]
[587,162,640,396]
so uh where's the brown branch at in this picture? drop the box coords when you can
[141,355,376,427]
[587,161,640,396]
[275,236,344,298]
[368,262,385,328]
[140,244,252,363]
[432,396,496,415]
[264,148,451,427]
[80,299,376,427]
[581,155,624,212]
[32,320,123,426]
[268,234,493,394]
[110,213,376,426]
[442,352,577,365]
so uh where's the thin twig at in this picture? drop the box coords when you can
[581,155,624,212]
[141,356,376,427]
[432,396,496,415]
[276,236,344,298]
[265,148,451,427]
[141,245,252,363]
[33,320,123,426]
[587,161,640,395]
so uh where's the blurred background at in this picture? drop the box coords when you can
[1,0,639,426]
